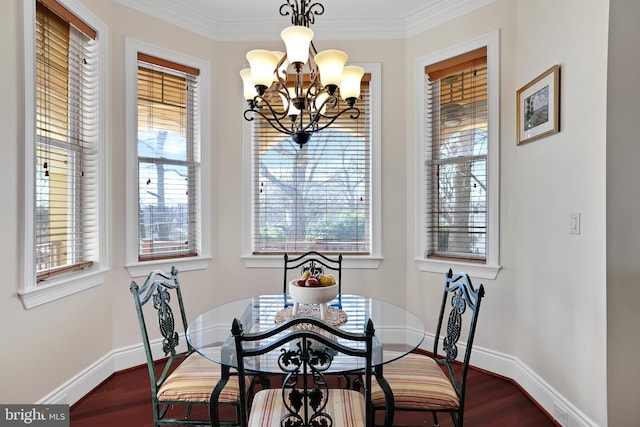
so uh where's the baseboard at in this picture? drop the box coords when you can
[37,351,116,406]
[42,334,599,427]
[420,333,599,427]
[38,339,165,406]
[510,357,600,427]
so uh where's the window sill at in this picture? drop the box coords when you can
[242,254,383,269]
[19,267,109,309]
[126,255,212,278]
[415,258,501,280]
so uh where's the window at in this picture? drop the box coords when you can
[21,0,108,308]
[242,64,381,268]
[136,56,199,261]
[416,32,501,279]
[427,49,487,261]
[125,39,211,276]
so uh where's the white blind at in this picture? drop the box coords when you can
[425,49,488,262]
[252,79,371,254]
[35,0,99,281]
[137,55,200,260]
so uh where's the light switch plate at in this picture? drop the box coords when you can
[569,212,580,235]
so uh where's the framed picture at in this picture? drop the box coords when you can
[516,65,560,145]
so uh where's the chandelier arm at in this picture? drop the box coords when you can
[254,89,290,120]
[303,80,324,104]
[302,50,322,101]
[271,79,291,102]
[301,106,361,134]
[275,55,288,81]
[244,108,296,136]
[246,89,297,135]
[311,92,338,111]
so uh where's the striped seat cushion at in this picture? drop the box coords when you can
[371,353,460,410]
[157,353,241,403]
[249,388,366,427]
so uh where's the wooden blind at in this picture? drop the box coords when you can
[252,77,372,254]
[35,0,99,281]
[137,54,200,261]
[425,49,488,262]
[38,0,96,39]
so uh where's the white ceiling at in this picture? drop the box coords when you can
[115,0,494,41]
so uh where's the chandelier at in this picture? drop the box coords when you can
[240,0,364,147]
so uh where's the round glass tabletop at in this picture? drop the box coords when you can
[187,294,425,374]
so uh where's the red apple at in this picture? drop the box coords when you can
[305,276,320,287]
[296,279,306,287]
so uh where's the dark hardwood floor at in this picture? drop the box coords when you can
[70,357,559,427]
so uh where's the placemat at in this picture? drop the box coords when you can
[274,305,348,329]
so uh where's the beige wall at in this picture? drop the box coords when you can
[1,0,114,403]
[1,0,617,425]
[406,2,609,425]
[405,1,608,425]
[404,0,519,357]
[404,1,607,425]
[514,1,608,425]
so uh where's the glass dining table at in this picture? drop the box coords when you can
[186,293,425,426]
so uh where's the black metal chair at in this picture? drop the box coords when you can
[130,266,242,426]
[371,269,485,427]
[283,252,343,310]
[232,315,375,427]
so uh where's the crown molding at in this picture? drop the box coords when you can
[405,0,496,37]
[217,16,408,41]
[114,0,495,41]
[114,0,221,39]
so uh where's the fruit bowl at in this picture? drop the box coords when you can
[288,280,339,320]
[289,280,338,304]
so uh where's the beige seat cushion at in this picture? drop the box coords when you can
[157,353,241,403]
[249,388,366,427]
[371,353,460,410]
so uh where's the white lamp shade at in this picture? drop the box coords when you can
[280,26,314,64]
[239,68,258,100]
[312,92,329,114]
[246,49,278,88]
[314,49,348,87]
[272,51,289,78]
[281,87,301,116]
[340,65,365,100]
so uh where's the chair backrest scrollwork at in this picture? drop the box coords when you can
[433,268,485,409]
[283,251,343,294]
[130,266,191,397]
[232,316,374,427]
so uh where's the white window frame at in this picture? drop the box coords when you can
[415,31,501,279]
[241,63,383,269]
[124,38,212,277]
[20,0,109,308]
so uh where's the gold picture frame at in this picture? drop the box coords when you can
[516,65,560,145]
